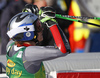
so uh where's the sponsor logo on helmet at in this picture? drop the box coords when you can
[16,14,29,22]
[26,32,31,37]
[7,59,16,67]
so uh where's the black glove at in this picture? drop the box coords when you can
[22,4,39,15]
[39,7,58,28]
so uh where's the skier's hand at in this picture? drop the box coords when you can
[39,7,57,28]
[22,4,39,15]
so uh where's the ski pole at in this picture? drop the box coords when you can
[56,14,100,27]
[56,14,100,20]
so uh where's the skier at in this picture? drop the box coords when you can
[6,7,71,78]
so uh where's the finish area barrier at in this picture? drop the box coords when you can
[1,53,100,78]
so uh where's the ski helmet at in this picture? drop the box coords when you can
[7,12,41,41]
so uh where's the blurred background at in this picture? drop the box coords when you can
[0,0,100,55]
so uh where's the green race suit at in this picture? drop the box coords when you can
[6,42,45,78]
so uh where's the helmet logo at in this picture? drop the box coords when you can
[24,26,31,37]
[26,32,31,37]
[24,26,30,31]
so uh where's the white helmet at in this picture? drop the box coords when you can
[7,12,41,41]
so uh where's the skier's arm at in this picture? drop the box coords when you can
[22,5,71,53]
[39,7,71,53]
[25,46,69,61]
[24,6,71,62]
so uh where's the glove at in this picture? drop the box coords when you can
[39,7,57,27]
[22,4,39,15]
